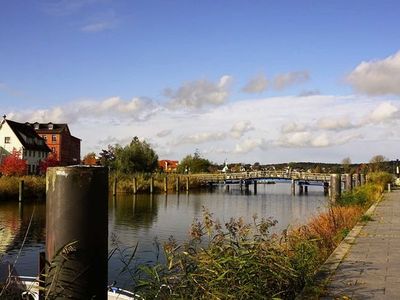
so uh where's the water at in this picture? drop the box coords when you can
[0,183,327,289]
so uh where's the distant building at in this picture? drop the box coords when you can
[0,116,51,174]
[158,160,179,173]
[29,122,81,166]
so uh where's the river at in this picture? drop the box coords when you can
[0,182,328,290]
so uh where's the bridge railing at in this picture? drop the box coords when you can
[186,171,331,182]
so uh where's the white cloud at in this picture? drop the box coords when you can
[347,51,400,96]
[233,138,267,154]
[230,121,254,138]
[242,73,269,93]
[274,71,310,90]
[165,75,233,109]
[81,20,115,32]
[316,116,357,131]
[8,96,156,123]
[173,132,228,145]
[281,122,307,134]
[364,101,399,123]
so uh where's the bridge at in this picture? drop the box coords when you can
[186,171,366,198]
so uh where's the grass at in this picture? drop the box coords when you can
[0,175,46,201]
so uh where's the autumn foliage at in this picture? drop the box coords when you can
[0,149,27,176]
[39,153,60,174]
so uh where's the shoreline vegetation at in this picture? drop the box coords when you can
[0,172,393,299]
[125,171,391,299]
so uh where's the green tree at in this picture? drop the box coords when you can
[177,150,214,173]
[369,155,387,172]
[114,137,159,174]
[341,157,352,173]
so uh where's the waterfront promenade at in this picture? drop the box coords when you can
[322,190,400,299]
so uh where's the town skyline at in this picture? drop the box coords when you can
[2,1,400,163]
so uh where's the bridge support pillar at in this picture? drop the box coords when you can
[330,173,341,203]
[225,184,230,192]
[253,181,257,195]
[324,182,329,196]
[291,180,295,195]
[345,173,352,192]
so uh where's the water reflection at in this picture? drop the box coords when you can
[1,183,327,289]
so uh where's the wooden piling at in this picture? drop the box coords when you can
[186,176,189,192]
[133,177,137,194]
[253,180,257,194]
[291,179,295,195]
[18,180,24,202]
[46,166,108,299]
[176,176,180,193]
[330,173,341,203]
[113,177,117,196]
[164,176,168,193]
[345,173,352,192]
[150,176,154,194]
[304,185,308,194]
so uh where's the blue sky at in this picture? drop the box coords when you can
[1,1,400,163]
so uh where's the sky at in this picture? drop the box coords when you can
[1,0,400,164]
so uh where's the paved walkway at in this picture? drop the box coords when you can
[322,190,400,299]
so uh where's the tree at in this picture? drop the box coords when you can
[83,152,97,165]
[0,149,27,176]
[177,150,214,173]
[114,137,159,174]
[39,153,60,174]
[341,157,352,173]
[99,145,117,170]
[369,155,387,172]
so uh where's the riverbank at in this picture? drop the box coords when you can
[130,172,391,299]
[0,176,45,201]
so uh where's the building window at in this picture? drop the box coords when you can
[51,147,56,153]
[42,135,47,141]
[52,135,57,142]
[28,150,31,157]
[4,137,10,144]
[33,151,36,157]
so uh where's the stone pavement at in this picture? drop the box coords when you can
[322,190,400,299]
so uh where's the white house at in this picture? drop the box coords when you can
[0,116,51,174]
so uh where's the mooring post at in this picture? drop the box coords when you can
[240,179,243,191]
[291,179,295,195]
[113,176,117,197]
[164,175,168,193]
[225,184,230,192]
[299,184,304,195]
[324,182,329,196]
[18,180,24,202]
[360,173,365,186]
[304,185,308,194]
[388,183,392,192]
[330,173,341,203]
[46,166,108,299]
[176,176,180,193]
[354,173,360,188]
[186,176,189,192]
[150,176,154,194]
[345,173,352,192]
[133,177,137,194]
[253,180,257,195]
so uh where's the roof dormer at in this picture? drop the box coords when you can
[48,122,54,130]
[34,122,39,130]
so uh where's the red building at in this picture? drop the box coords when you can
[30,122,81,165]
[158,160,179,173]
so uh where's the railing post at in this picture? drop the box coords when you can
[46,166,108,299]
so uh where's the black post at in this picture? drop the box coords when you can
[46,166,108,299]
